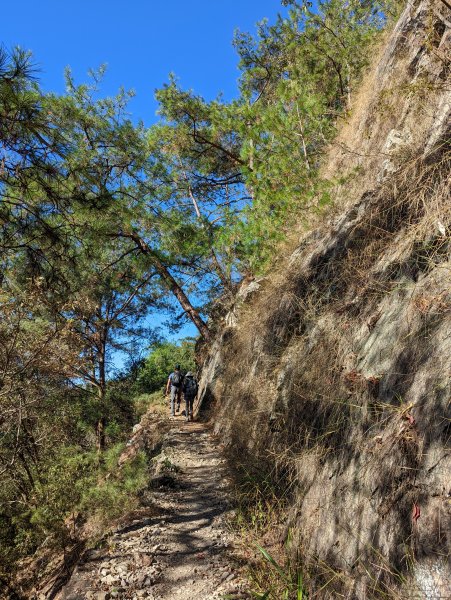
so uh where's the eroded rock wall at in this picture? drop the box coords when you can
[198,2,451,598]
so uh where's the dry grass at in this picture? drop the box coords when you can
[212,133,450,598]
[206,2,451,594]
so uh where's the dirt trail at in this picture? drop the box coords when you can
[57,419,250,600]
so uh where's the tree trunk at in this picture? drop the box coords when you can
[210,248,232,291]
[96,416,106,452]
[125,233,212,341]
[154,255,211,341]
[96,340,107,452]
[183,173,232,291]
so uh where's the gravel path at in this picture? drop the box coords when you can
[57,419,250,600]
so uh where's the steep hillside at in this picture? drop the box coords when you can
[197,1,450,598]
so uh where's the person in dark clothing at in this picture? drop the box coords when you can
[182,371,198,422]
[166,364,183,416]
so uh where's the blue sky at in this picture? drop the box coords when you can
[2,0,288,125]
[2,1,290,361]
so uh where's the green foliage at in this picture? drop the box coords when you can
[134,390,166,418]
[78,445,148,522]
[153,1,399,273]
[229,0,397,270]
[255,544,306,600]
[138,339,196,392]
[7,443,148,560]
[29,448,95,538]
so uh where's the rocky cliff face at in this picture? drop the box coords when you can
[197,1,450,598]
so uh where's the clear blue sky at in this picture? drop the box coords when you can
[2,0,288,125]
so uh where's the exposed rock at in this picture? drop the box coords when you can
[196,1,451,598]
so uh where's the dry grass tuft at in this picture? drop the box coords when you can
[206,4,451,592]
[211,133,450,598]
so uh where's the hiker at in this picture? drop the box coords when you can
[166,364,183,416]
[182,371,198,422]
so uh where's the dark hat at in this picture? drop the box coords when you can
[175,364,181,370]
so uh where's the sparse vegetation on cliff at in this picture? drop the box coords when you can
[196,1,450,598]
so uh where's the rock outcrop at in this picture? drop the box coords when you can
[197,1,450,598]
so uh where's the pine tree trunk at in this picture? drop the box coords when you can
[96,343,107,452]
[96,416,106,452]
[125,233,211,341]
[154,255,211,340]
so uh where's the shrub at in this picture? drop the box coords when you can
[134,390,166,418]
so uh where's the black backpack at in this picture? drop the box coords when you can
[184,376,198,397]
[171,371,182,387]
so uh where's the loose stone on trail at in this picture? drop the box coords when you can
[56,420,250,600]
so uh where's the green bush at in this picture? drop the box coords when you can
[138,339,196,393]
[78,445,148,523]
[8,443,148,560]
[29,447,96,540]
[134,390,166,418]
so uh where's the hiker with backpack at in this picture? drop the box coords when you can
[166,364,183,417]
[182,371,198,422]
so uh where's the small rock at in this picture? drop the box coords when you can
[103,574,119,586]
[141,554,153,566]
